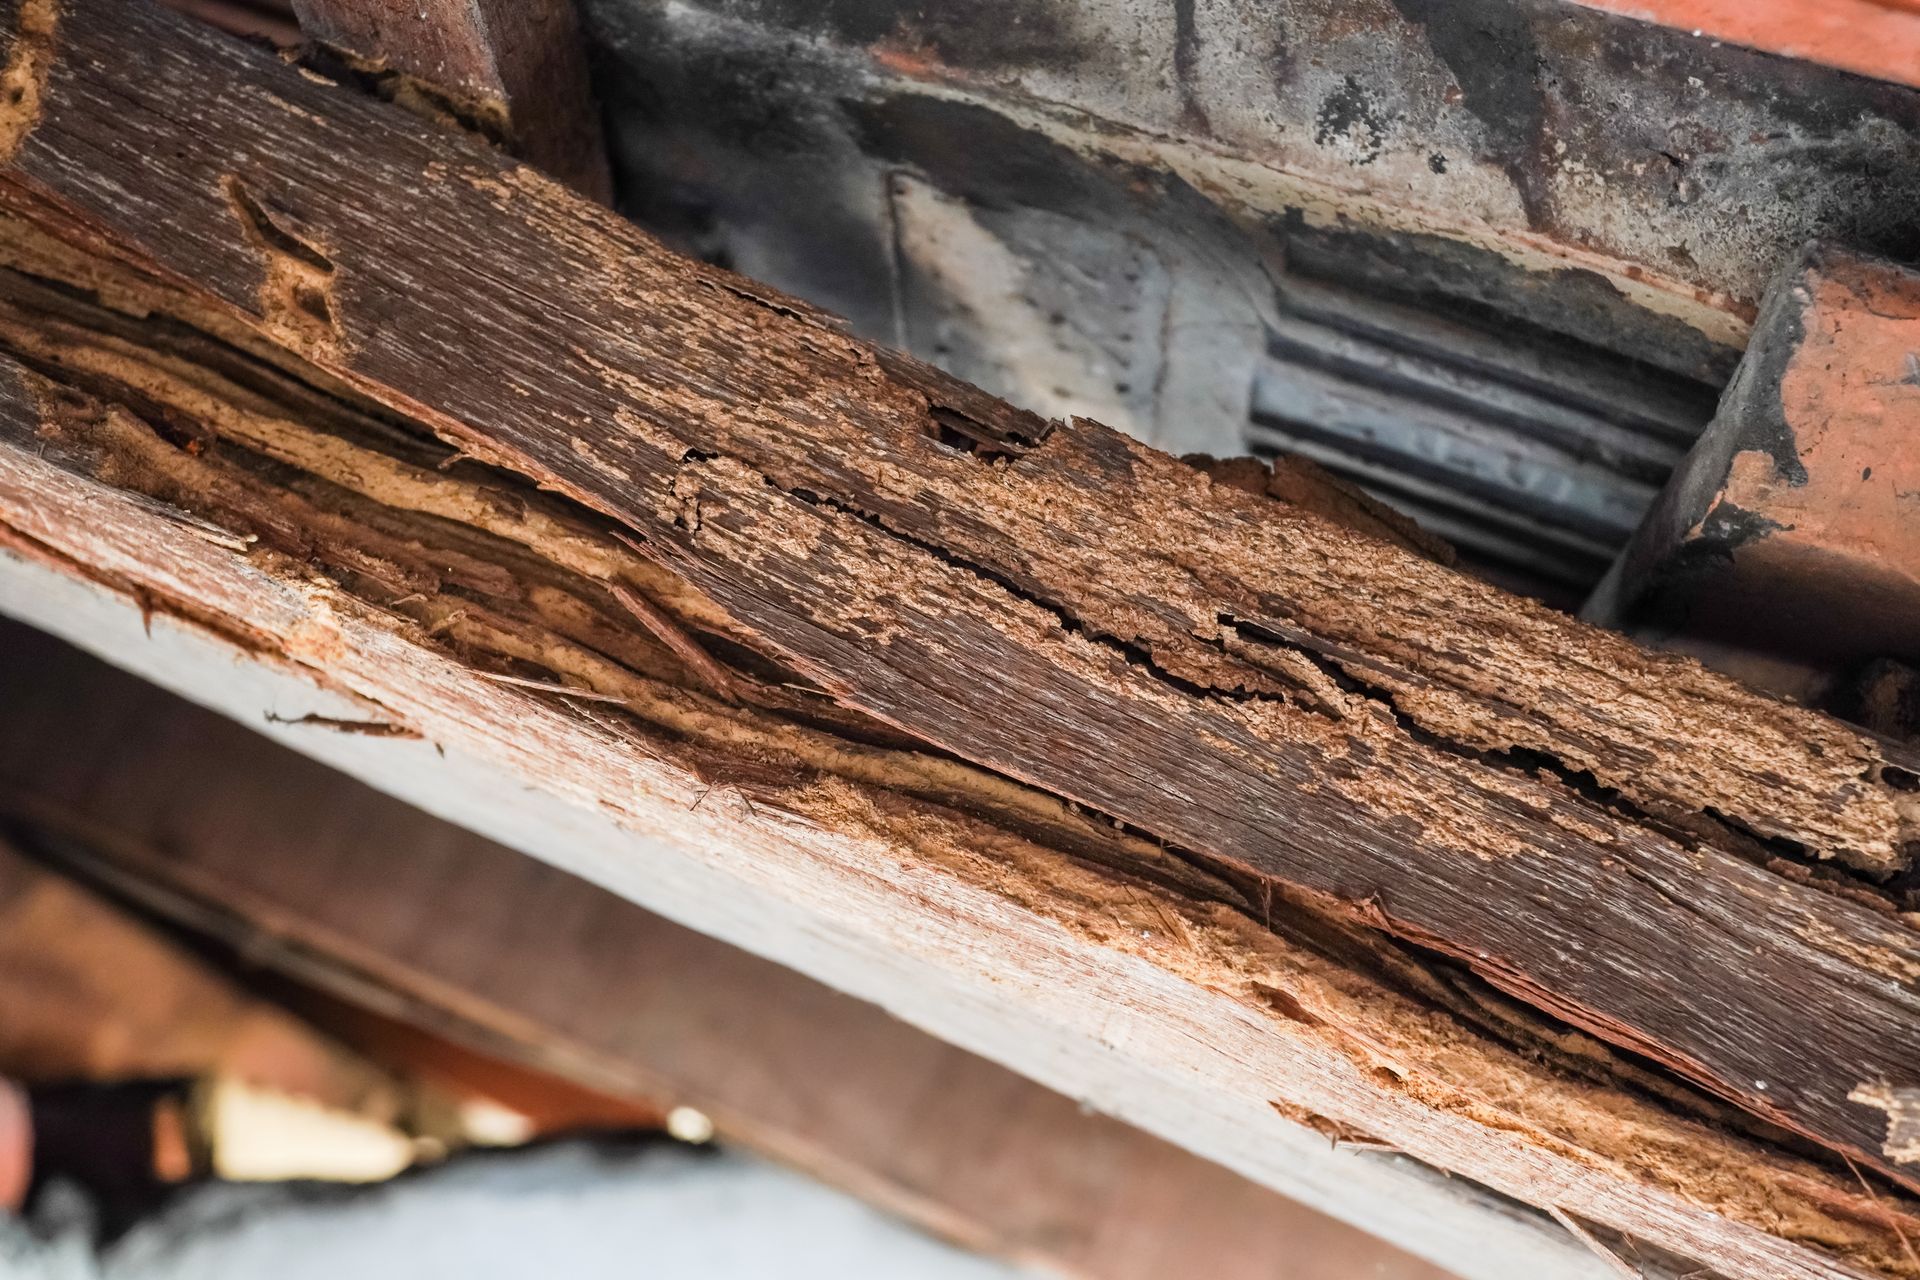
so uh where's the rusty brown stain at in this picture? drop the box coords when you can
[1567,0,1920,90]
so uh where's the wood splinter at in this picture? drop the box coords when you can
[607,580,745,705]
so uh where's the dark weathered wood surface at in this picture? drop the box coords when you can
[289,0,610,200]
[1,0,1919,1218]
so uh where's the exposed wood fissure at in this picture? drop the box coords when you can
[1,3,1919,1269]
[0,294,1251,913]
[0,0,52,165]
[2,296,1797,1147]
[3,387,1919,1280]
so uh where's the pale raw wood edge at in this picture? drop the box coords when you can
[0,438,1857,1280]
[0,628,1452,1280]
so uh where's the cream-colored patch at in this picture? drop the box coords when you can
[0,0,57,165]
[1852,1081,1920,1165]
[223,176,345,363]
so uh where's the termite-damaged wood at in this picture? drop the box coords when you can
[0,449,1878,1280]
[0,622,1456,1280]
[3,355,1919,1279]
[1,0,1919,1267]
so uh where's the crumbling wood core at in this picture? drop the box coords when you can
[2,2,1920,1274]
[0,624,1462,1280]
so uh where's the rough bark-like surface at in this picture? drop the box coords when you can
[0,1,1919,1266]
[4,355,1920,1280]
[290,0,611,201]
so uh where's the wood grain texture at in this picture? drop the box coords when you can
[0,621,1455,1280]
[289,0,611,200]
[0,2,1916,1273]
[0,447,1639,1280]
[1,383,1915,1280]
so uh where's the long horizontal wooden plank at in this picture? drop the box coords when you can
[5,351,1919,1276]
[0,450,1639,1280]
[2,0,1916,1181]
[0,619,1455,1280]
[0,2,1914,1275]
[0,828,393,1109]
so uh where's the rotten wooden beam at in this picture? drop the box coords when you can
[0,621,1456,1280]
[1,354,1912,1280]
[0,3,1916,1276]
